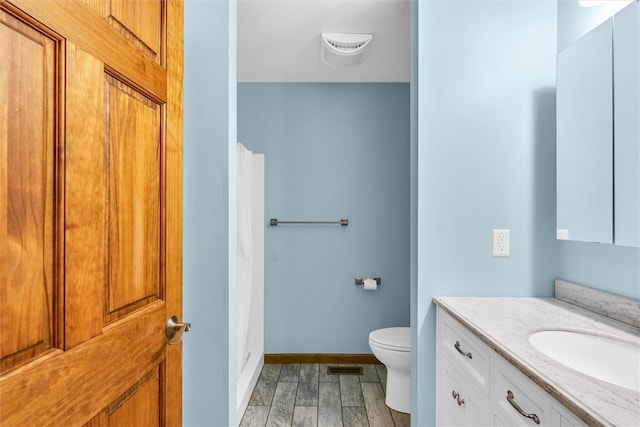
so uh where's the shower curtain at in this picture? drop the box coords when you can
[237,143,253,379]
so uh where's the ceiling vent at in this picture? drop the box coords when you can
[321,32,373,67]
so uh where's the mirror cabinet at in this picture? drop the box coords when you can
[556,1,639,247]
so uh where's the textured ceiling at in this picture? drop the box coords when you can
[237,0,410,82]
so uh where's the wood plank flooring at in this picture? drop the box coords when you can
[240,363,410,427]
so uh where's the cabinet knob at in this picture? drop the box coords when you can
[451,390,465,406]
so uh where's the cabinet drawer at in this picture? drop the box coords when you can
[493,356,587,427]
[437,355,492,427]
[438,310,491,398]
[494,357,549,426]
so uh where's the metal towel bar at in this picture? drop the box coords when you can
[270,218,348,226]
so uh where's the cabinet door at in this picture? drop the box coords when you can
[437,355,492,427]
[556,17,614,244]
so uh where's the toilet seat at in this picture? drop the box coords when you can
[369,327,410,352]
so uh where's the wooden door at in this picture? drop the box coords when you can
[0,0,183,425]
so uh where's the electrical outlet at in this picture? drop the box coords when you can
[493,229,510,257]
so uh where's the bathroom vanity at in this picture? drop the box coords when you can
[434,281,640,426]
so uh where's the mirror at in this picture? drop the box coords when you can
[556,2,639,247]
[613,2,640,247]
[557,18,613,244]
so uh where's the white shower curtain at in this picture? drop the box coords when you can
[237,143,253,379]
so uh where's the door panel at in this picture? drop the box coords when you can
[0,7,58,373]
[105,74,162,323]
[85,367,161,426]
[107,0,163,63]
[80,0,164,65]
[0,303,166,425]
[0,0,183,424]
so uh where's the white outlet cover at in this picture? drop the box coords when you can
[492,229,510,257]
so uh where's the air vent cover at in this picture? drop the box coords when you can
[326,366,363,375]
[321,32,373,67]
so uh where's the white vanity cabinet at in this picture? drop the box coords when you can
[436,308,588,427]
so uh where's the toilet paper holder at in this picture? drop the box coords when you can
[354,277,381,286]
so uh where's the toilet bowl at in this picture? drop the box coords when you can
[368,327,410,414]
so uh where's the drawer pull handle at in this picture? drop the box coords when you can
[454,340,473,359]
[451,390,465,406]
[507,390,540,425]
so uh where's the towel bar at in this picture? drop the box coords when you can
[270,218,348,226]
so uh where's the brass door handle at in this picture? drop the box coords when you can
[166,315,191,345]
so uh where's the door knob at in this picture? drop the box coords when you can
[166,315,191,345]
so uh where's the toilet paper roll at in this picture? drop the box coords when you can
[363,278,378,290]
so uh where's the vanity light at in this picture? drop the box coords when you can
[320,32,373,67]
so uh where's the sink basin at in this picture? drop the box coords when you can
[528,330,640,392]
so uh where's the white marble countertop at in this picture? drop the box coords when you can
[433,295,640,427]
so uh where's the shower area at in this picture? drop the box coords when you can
[236,143,265,422]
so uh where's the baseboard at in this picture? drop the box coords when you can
[264,353,380,365]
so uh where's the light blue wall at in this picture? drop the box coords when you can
[416,1,558,425]
[184,1,236,425]
[237,83,411,354]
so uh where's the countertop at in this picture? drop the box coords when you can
[433,294,640,426]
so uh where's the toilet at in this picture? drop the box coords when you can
[368,327,411,414]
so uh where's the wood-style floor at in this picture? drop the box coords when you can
[240,363,410,427]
